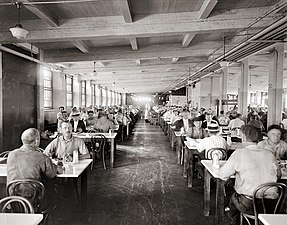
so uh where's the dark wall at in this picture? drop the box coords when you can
[2,51,37,151]
[172,87,186,96]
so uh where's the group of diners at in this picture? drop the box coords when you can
[0,105,140,222]
[56,105,139,137]
[157,105,287,225]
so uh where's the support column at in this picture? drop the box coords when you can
[220,68,227,112]
[267,44,284,126]
[238,59,249,118]
[37,49,45,132]
[0,48,3,151]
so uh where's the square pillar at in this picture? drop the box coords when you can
[238,59,249,118]
[267,44,284,126]
[36,49,45,131]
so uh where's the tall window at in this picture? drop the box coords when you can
[91,84,96,106]
[112,91,115,105]
[66,75,73,107]
[118,93,121,105]
[81,80,86,107]
[44,68,52,108]
[102,88,107,106]
[107,90,111,106]
[95,85,101,106]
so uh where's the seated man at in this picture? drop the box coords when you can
[218,125,281,224]
[94,111,116,132]
[257,124,287,160]
[218,110,230,126]
[227,112,245,130]
[186,116,207,139]
[44,122,90,161]
[7,128,63,208]
[86,110,97,131]
[56,106,65,129]
[172,109,193,132]
[70,111,86,133]
[196,123,229,159]
[57,110,69,131]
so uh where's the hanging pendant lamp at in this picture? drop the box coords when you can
[10,2,29,39]
[219,36,230,68]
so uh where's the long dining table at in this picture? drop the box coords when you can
[201,160,287,225]
[0,159,92,211]
[258,214,287,225]
[183,141,243,188]
[73,132,117,168]
[0,213,43,225]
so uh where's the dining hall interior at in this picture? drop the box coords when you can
[0,0,287,225]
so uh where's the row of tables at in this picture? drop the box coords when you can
[159,116,287,225]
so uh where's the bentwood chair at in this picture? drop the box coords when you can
[240,182,287,225]
[0,151,10,158]
[7,179,45,211]
[206,148,227,160]
[6,179,51,224]
[91,134,107,169]
[0,196,34,213]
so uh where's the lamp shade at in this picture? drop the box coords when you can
[10,24,29,39]
[219,59,230,68]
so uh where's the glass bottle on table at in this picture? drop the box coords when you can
[212,152,220,169]
[227,133,232,146]
[73,149,79,164]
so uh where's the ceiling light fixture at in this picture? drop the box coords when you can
[10,2,29,39]
[219,36,230,68]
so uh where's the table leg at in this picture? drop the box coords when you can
[171,131,175,150]
[80,169,88,211]
[110,139,115,168]
[187,150,194,188]
[215,178,225,225]
[204,168,211,216]
[183,146,188,178]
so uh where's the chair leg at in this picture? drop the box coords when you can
[102,148,106,170]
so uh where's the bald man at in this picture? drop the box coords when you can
[7,128,63,208]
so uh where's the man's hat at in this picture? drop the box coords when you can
[207,123,219,132]
[71,111,80,117]
[193,117,202,122]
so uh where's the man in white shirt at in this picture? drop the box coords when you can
[218,125,281,224]
[197,123,228,158]
[227,113,245,130]
[172,109,193,132]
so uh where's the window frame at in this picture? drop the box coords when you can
[43,67,53,109]
[65,75,73,107]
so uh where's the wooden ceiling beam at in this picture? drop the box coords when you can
[182,33,196,48]
[22,0,59,27]
[199,0,218,19]
[0,7,274,43]
[172,57,179,63]
[118,0,133,23]
[62,60,202,74]
[129,37,138,50]
[44,42,220,63]
[71,40,90,53]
